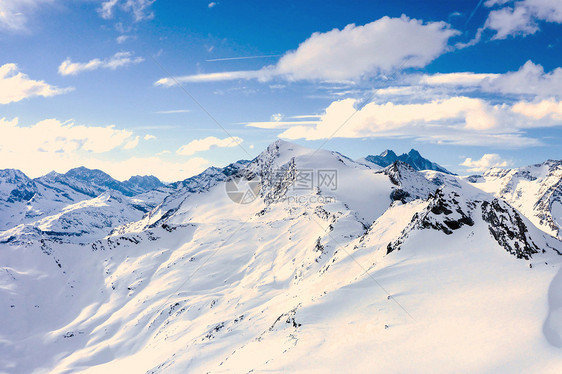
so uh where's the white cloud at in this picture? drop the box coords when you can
[270,113,283,122]
[154,109,191,114]
[0,63,72,104]
[274,16,459,81]
[100,0,119,19]
[123,136,139,149]
[484,0,562,39]
[277,97,501,138]
[248,96,554,147]
[0,117,135,154]
[176,136,243,156]
[155,70,268,86]
[82,156,209,182]
[461,154,510,172]
[486,5,538,39]
[99,0,156,22]
[0,0,50,31]
[208,2,217,8]
[156,16,459,85]
[58,52,144,76]
[144,134,156,140]
[512,98,562,120]
[0,117,208,182]
[116,35,131,44]
[245,120,319,129]
[481,61,562,98]
[420,72,500,86]
[485,0,511,6]
[408,61,561,98]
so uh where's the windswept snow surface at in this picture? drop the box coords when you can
[1,140,562,373]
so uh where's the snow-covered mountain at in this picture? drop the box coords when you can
[1,140,562,373]
[359,148,453,174]
[467,160,562,240]
[36,167,164,198]
[0,167,166,233]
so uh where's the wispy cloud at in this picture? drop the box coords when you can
[58,52,144,76]
[155,70,268,86]
[0,0,51,32]
[154,109,191,114]
[246,120,319,129]
[116,34,132,44]
[420,72,500,86]
[205,54,281,62]
[176,136,243,156]
[0,63,73,104]
[99,0,157,22]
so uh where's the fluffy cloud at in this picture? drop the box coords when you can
[274,16,458,81]
[484,0,562,39]
[176,136,243,156]
[0,0,50,31]
[461,154,510,172]
[0,117,208,182]
[99,0,156,22]
[273,96,501,136]
[79,156,209,182]
[247,96,557,147]
[58,52,144,76]
[0,117,136,154]
[481,61,562,98]
[512,98,562,120]
[156,16,459,85]
[0,63,72,104]
[411,61,561,98]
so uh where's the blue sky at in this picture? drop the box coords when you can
[0,0,561,181]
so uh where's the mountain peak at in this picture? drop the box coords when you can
[363,148,453,174]
[380,149,397,158]
[65,166,113,181]
[407,149,422,157]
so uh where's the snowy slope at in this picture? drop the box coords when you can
[0,192,147,244]
[467,160,562,239]
[0,141,561,373]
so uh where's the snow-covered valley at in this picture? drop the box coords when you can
[1,140,562,373]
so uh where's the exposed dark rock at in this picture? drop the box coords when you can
[481,199,540,260]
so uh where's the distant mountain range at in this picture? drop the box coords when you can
[360,149,453,174]
[0,167,165,235]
